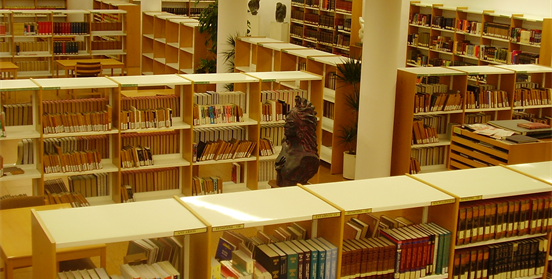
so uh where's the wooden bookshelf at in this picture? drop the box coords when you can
[234,36,285,73]
[449,125,552,169]
[1,0,67,9]
[141,11,208,75]
[407,1,552,67]
[289,0,363,57]
[31,161,552,279]
[502,161,552,185]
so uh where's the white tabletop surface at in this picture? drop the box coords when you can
[503,161,552,185]
[180,72,259,84]
[283,49,335,58]
[246,71,321,82]
[308,55,357,66]
[33,77,119,90]
[494,64,552,73]
[35,199,206,248]
[181,187,340,229]
[399,67,467,76]
[259,43,307,51]
[447,65,515,75]
[305,176,455,213]
[413,166,552,200]
[109,74,191,87]
[0,79,39,91]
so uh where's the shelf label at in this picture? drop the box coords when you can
[262,79,276,82]
[174,228,207,236]
[282,50,289,54]
[431,198,456,206]
[516,71,527,74]
[2,87,37,92]
[122,84,138,87]
[460,195,482,202]
[213,224,244,232]
[194,81,210,85]
[453,126,462,135]
[313,212,340,219]
[345,209,372,215]
[44,87,61,90]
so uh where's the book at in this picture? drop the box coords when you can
[216,237,237,261]
[254,244,282,279]
[274,242,299,279]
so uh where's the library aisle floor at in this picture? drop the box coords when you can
[1,162,346,279]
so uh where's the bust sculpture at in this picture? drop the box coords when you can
[275,96,320,187]
[275,2,286,23]
[248,0,260,15]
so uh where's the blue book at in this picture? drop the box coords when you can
[298,239,318,279]
[314,238,338,279]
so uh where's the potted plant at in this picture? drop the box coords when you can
[336,56,361,179]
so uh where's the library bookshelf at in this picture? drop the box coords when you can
[407,2,552,67]
[502,160,552,185]
[289,0,363,57]
[411,165,552,278]
[234,36,286,73]
[141,11,209,75]
[0,71,322,204]
[391,64,552,176]
[0,6,140,77]
[1,0,66,9]
[30,162,552,279]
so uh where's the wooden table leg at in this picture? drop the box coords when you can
[5,260,14,279]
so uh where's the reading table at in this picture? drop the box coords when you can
[0,203,106,279]
[0,62,18,79]
[55,58,125,78]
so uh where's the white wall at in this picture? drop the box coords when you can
[217,0,249,78]
[437,0,552,17]
[257,0,292,36]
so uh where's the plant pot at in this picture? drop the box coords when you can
[343,151,356,180]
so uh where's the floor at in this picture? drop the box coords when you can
[3,162,346,279]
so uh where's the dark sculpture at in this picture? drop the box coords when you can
[275,96,320,187]
[248,0,260,15]
[275,2,286,23]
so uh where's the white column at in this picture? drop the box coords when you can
[217,0,249,77]
[355,0,409,179]
[141,0,162,12]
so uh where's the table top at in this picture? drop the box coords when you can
[0,203,71,259]
[0,61,18,70]
[55,59,124,67]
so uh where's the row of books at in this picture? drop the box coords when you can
[432,16,455,30]
[304,13,319,25]
[414,90,462,113]
[120,263,180,279]
[483,22,511,40]
[122,131,179,156]
[43,98,109,115]
[0,112,5,137]
[15,41,49,52]
[44,178,91,207]
[231,162,244,184]
[121,95,181,117]
[413,115,447,134]
[195,91,246,109]
[43,110,113,134]
[511,51,540,65]
[291,9,304,21]
[260,125,284,149]
[464,112,493,124]
[17,138,34,164]
[510,28,542,45]
[456,19,483,35]
[90,21,123,32]
[0,22,6,35]
[319,14,335,28]
[90,40,122,51]
[465,89,510,109]
[259,138,276,157]
[262,99,291,122]
[126,236,183,273]
[43,150,103,174]
[335,0,352,12]
[194,126,246,144]
[261,89,309,108]
[192,176,223,195]
[412,120,439,145]
[0,41,9,53]
[121,145,154,168]
[68,173,110,197]
[429,35,453,52]
[15,60,49,72]
[410,145,446,167]
[513,87,551,107]
[121,167,180,193]
[409,157,421,174]
[456,193,552,245]
[512,112,552,125]
[44,135,110,160]
[121,185,135,203]
[481,46,508,64]
[54,41,85,55]
[53,22,89,35]
[120,107,173,130]
[57,267,111,279]
[3,103,33,126]
[195,139,256,162]
[259,160,277,182]
[415,83,448,95]
[13,21,53,35]
[161,7,206,16]
[192,104,244,126]
[452,237,547,279]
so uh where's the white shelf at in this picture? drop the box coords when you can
[90,31,126,36]
[260,42,307,51]
[282,48,335,59]
[33,77,119,90]
[193,156,257,166]
[247,71,322,82]
[320,145,332,163]
[502,161,552,185]
[0,164,41,181]
[43,129,119,139]
[305,175,454,214]
[109,74,191,86]
[237,37,283,45]
[413,166,552,200]
[323,87,335,102]
[447,65,515,75]
[43,161,119,178]
[35,198,206,248]
[180,186,340,229]
[154,57,166,64]
[399,67,467,76]
[322,117,334,132]
[2,126,40,140]
[0,79,39,91]
[121,155,190,172]
[133,189,184,202]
